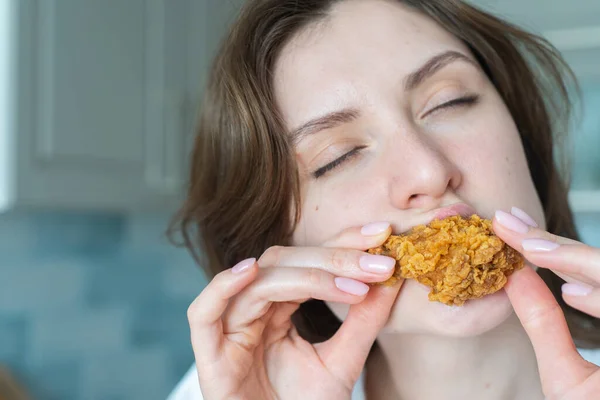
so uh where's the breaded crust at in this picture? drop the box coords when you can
[368,215,524,306]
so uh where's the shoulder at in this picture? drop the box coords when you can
[167,351,600,400]
[166,351,600,399]
[579,347,600,365]
[167,365,367,400]
[167,365,203,400]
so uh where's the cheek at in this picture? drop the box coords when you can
[458,133,521,190]
[443,101,543,221]
[292,183,346,246]
[292,176,382,246]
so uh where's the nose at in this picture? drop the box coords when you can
[385,130,462,210]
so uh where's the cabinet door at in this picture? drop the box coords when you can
[470,0,600,31]
[14,0,188,211]
[470,0,600,83]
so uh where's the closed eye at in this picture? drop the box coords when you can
[423,94,479,118]
[313,146,366,179]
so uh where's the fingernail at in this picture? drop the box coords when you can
[495,210,529,234]
[510,207,538,227]
[562,283,593,297]
[335,277,370,296]
[359,254,395,274]
[521,239,560,252]
[361,222,391,236]
[232,257,255,274]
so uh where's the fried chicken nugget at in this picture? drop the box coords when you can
[368,215,524,306]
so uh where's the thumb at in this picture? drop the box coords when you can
[315,280,403,388]
[504,266,592,396]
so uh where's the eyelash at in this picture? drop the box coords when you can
[423,94,479,118]
[313,145,366,179]
[311,94,479,179]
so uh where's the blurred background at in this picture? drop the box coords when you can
[0,0,598,399]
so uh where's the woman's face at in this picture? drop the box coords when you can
[273,0,545,337]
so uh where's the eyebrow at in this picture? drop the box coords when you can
[290,108,360,145]
[404,50,476,91]
[289,50,476,144]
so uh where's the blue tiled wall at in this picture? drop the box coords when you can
[572,83,600,246]
[576,213,600,247]
[571,84,600,191]
[0,211,207,400]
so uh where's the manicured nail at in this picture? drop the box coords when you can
[561,283,593,297]
[361,222,391,236]
[359,254,395,274]
[510,207,538,228]
[335,277,370,296]
[495,210,529,234]
[232,257,256,274]
[521,239,560,252]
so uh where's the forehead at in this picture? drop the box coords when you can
[273,0,472,129]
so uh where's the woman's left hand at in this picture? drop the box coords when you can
[493,207,599,400]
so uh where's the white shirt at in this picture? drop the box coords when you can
[167,349,600,400]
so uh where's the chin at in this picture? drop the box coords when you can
[385,279,515,337]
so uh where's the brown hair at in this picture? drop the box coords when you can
[0,366,30,400]
[170,0,600,348]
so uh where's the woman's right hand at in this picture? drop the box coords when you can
[187,223,402,400]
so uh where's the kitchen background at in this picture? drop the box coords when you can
[0,0,599,399]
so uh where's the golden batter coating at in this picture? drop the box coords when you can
[368,215,524,306]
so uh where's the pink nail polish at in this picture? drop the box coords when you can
[335,277,370,296]
[232,258,256,274]
[359,254,395,274]
[361,222,391,236]
[495,210,529,234]
[561,283,593,296]
[510,207,538,228]
[521,239,559,252]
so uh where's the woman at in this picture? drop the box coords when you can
[168,0,600,398]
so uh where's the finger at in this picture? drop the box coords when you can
[322,222,392,250]
[493,207,579,247]
[562,283,600,318]
[224,266,371,334]
[517,243,600,286]
[187,258,259,363]
[504,266,590,394]
[258,245,395,283]
[493,208,597,285]
[316,280,404,387]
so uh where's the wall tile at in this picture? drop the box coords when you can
[575,213,600,247]
[0,212,36,255]
[27,307,131,366]
[85,254,165,307]
[162,262,207,299]
[29,211,125,257]
[80,348,169,400]
[0,315,28,363]
[26,359,82,400]
[0,260,85,313]
[130,297,191,348]
[572,84,600,190]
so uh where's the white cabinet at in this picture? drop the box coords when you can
[471,0,600,212]
[1,0,192,212]
[470,0,600,84]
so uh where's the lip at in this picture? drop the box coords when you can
[393,203,479,235]
[432,203,477,221]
